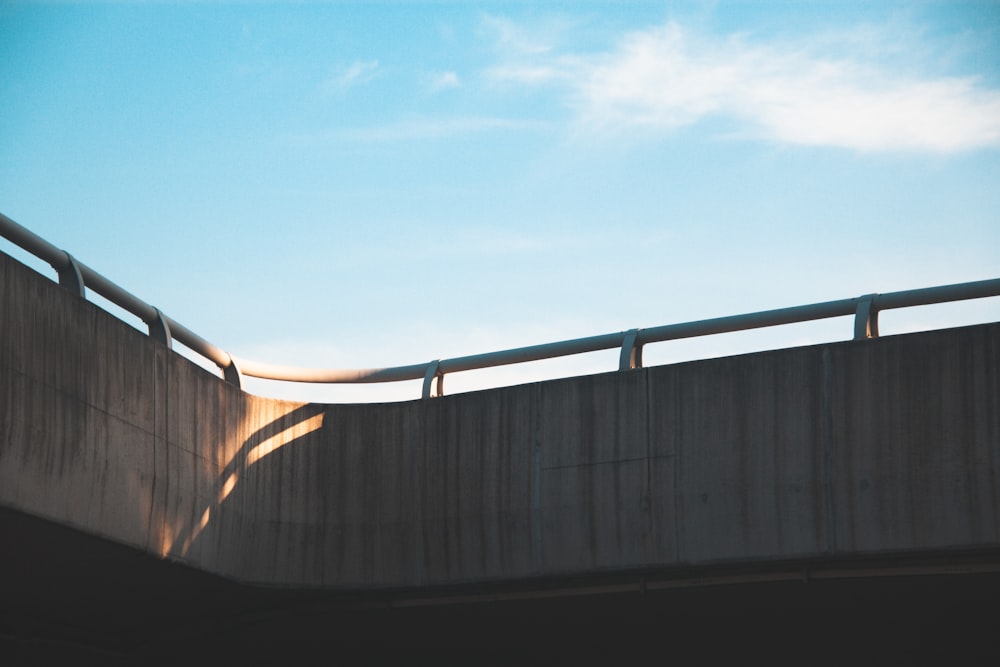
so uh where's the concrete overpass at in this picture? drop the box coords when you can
[2,242,1000,663]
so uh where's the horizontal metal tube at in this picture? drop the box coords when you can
[1,212,161,323]
[233,357,429,384]
[0,212,68,268]
[233,278,1000,385]
[237,333,633,384]
[76,262,159,324]
[1,212,231,369]
[166,318,234,370]
[439,332,627,375]
[875,278,1000,311]
[638,298,859,345]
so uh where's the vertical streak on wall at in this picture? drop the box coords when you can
[531,382,543,573]
[644,369,654,559]
[822,347,838,556]
[155,342,168,557]
[672,369,684,563]
[146,346,159,553]
[410,403,424,585]
[991,333,1000,542]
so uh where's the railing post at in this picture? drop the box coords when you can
[422,360,443,399]
[223,355,244,388]
[619,328,643,370]
[853,294,880,340]
[147,307,173,348]
[57,252,85,297]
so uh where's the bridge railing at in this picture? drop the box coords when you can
[3,211,999,399]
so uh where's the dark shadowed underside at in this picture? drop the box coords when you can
[3,507,1000,665]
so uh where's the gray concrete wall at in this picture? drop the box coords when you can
[2,249,998,588]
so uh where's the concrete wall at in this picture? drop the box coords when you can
[2,249,998,588]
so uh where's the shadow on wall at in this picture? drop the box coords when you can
[161,403,329,562]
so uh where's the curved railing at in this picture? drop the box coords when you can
[3,211,1000,399]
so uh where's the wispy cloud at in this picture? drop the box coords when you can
[321,59,380,93]
[488,21,1000,152]
[480,14,561,55]
[289,116,543,144]
[425,70,461,92]
[488,63,577,86]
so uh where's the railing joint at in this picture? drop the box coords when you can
[57,251,85,298]
[853,293,880,340]
[223,355,244,388]
[619,328,643,371]
[422,360,444,399]
[147,307,173,348]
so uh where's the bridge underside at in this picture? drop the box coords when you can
[3,507,1000,665]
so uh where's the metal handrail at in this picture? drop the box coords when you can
[3,211,999,399]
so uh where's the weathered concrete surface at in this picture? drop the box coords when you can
[2,249,998,589]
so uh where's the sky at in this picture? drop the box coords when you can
[2,0,999,403]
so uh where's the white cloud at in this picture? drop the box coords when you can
[747,76,1000,152]
[487,62,577,86]
[426,70,461,92]
[480,14,558,55]
[488,21,1000,152]
[321,59,380,93]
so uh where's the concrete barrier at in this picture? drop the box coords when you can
[2,249,998,590]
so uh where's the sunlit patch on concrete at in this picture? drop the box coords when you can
[245,413,325,466]
[219,471,238,503]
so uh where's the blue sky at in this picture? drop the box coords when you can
[2,1,999,402]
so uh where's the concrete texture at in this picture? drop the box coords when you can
[2,248,998,590]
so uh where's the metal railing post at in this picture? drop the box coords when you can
[147,307,173,348]
[223,356,244,388]
[619,329,643,370]
[853,294,880,340]
[422,360,443,399]
[58,252,85,298]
